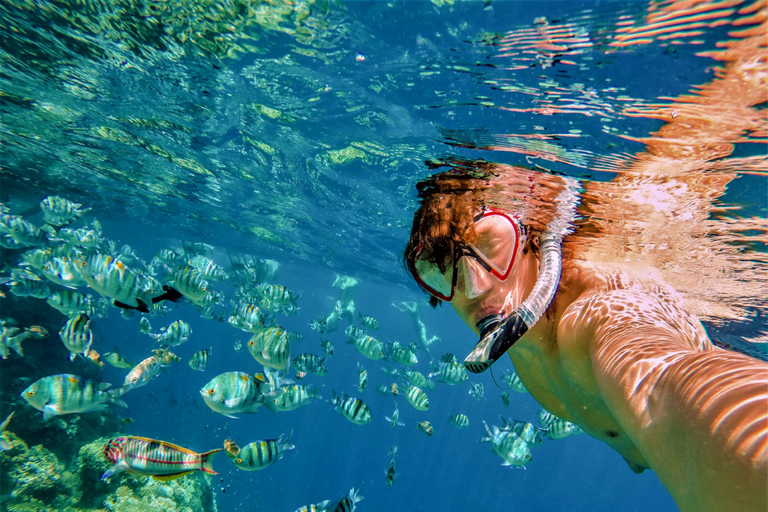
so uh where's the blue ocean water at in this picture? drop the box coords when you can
[1,0,766,511]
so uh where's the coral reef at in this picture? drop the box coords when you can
[0,436,217,512]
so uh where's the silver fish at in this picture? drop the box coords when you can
[58,313,93,361]
[429,353,468,385]
[329,391,372,425]
[226,432,294,471]
[200,372,265,418]
[21,374,127,421]
[188,348,211,371]
[40,195,90,226]
[150,320,192,348]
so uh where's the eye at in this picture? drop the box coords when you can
[249,341,254,346]
[208,388,215,395]
[235,459,242,463]
[27,391,35,396]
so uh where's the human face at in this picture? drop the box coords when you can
[411,207,522,305]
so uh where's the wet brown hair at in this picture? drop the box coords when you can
[404,161,544,307]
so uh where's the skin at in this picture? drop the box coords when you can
[448,237,768,512]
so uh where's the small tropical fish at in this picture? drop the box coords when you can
[151,347,181,365]
[4,277,51,299]
[292,353,327,376]
[84,348,104,368]
[247,326,291,371]
[320,339,334,355]
[123,354,163,389]
[58,313,93,361]
[500,417,545,447]
[329,391,372,425]
[139,316,152,334]
[21,374,127,421]
[255,283,298,306]
[0,411,15,451]
[1,323,47,359]
[359,313,379,331]
[356,362,367,392]
[200,372,265,418]
[261,385,322,413]
[405,385,429,411]
[310,315,327,334]
[226,432,295,471]
[480,421,533,468]
[385,445,397,487]
[40,256,88,288]
[55,225,101,249]
[101,436,222,481]
[346,334,384,361]
[417,420,434,437]
[429,353,468,385]
[2,215,53,246]
[103,350,135,369]
[402,369,435,390]
[171,267,210,305]
[188,255,228,281]
[501,369,528,393]
[344,325,366,342]
[538,409,583,439]
[228,302,266,333]
[469,382,485,400]
[448,413,470,428]
[501,391,511,408]
[386,341,418,366]
[150,320,192,348]
[79,254,181,312]
[188,348,211,371]
[330,486,363,512]
[384,402,404,427]
[40,195,90,226]
[390,383,398,396]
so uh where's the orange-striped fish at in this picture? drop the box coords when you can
[101,436,222,481]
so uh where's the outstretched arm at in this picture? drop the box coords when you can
[564,290,767,512]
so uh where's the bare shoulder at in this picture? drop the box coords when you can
[557,259,711,353]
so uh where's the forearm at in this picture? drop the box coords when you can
[592,327,768,511]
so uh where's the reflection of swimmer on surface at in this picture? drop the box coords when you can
[403,165,767,512]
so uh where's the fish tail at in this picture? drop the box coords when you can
[199,448,223,475]
[152,285,184,304]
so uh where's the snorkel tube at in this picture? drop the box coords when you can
[464,178,581,374]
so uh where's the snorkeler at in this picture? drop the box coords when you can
[404,166,767,512]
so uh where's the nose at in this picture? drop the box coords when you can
[456,257,491,299]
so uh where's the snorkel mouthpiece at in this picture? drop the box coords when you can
[463,177,581,374]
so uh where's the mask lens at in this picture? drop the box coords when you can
[456,257,492,299]
[470,213,518,276]
[414,255,454,299]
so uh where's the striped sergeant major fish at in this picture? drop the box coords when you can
[417,420,434,437]
[500,369,528,393]
[405,385,429,411]
[292,353,327,376]
[358,313,379,331]
[40,256,88,288]
[449,414,470,428]
[537,408,583,440]
[200,371,265,418]
[386,341,418,366]
[403,369,435,390]
[139,316,152,334]
[386,445,397,487]
[55,225,102,249]
[247,326,290,371]
[78,254,182,313]
[469,382,485,400]
[330,486,364,512]
[225,431,295,471]
[384,402,404,427]
[58,313,93,361]
[0,411,15,451]
[101,436,222,482]
[171,267,210,305]
[329,391,372,425]
[480,421,533,468]
[1,323,47,359]
[150,320,192,348]
[261,384,322,413]
[356,362,367,392]
[429,353,468,385]
[255,283,298,306]
[188,348,211,371]
[499,417,545,447]
[47,290,106,317]
[2,215,54,247]
[188,255,228,281]
[346,334,384,361]
[40,195,90,226]
[227,302,266,333]
[20,374,127,421]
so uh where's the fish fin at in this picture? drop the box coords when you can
[42,405,59,422]
[100,460,130,481]
[113,300,140,311]
[152,286,183,304]
[200,448,223,474]
[151,471,194,482]
[110,398,129,409]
